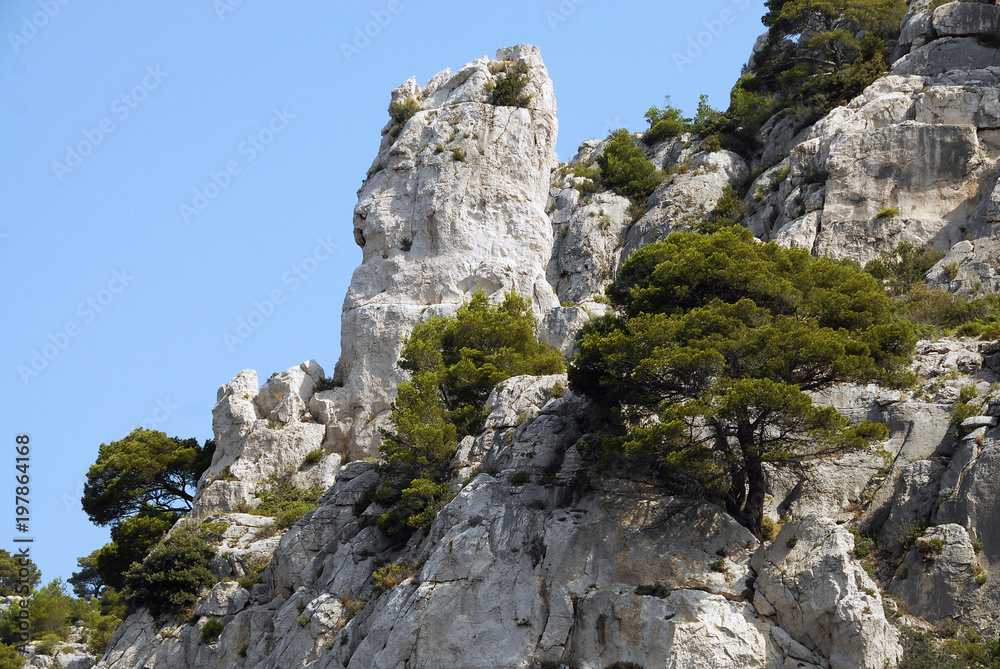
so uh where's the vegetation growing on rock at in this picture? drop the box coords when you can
[368,289,564,538]
[569,227,914,536]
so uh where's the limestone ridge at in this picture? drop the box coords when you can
[333,44,560,457]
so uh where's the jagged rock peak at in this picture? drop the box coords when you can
[331,44,560,456]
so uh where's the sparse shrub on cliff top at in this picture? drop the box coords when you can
[487,61,532,108]
[596,129,663,205]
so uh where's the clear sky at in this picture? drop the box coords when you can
[0,0,767,584]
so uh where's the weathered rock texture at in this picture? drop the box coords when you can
[99,377,899,669]
[745,1,1000,274]
[332,44,560,456]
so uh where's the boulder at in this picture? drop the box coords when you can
[753,515,903,669]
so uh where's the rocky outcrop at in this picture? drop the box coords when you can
[192,361,335,517]
[331,44,561,456]
[887,523,982,625]
[753,516,903,669]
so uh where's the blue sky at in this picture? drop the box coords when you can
[0,1,767,583]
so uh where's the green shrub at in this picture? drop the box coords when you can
[864,242,945,297]
[786,537,799,548]
[35,633,61,656]
[340,597,365,625]
[509,470,531,486]
[876,207,899,218]
[388,97,420,142]
[373,560,417,596]
[371,289,564,538]
[699,184,745,234]
[400,237,413,252]
[596,129,662,204]
[197,521,228,544]
[916,536,946,560]
[487,61,532,107]
[761,517,777,541]
[452,147,466,162]
[849,527,874,559]
[252,482,324,530]
[944,262,960,282]
[974,564,989,585]
[314,377,344,393]
[643,97,690,145]
[302,449,324,467]
[122,529,217,615]
[83,613,121,656]
[201,619,224,644]
[236,556,270,590]
[0,645,22,669]
[551,382,565,398]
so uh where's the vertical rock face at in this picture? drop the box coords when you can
[333,44,559,456]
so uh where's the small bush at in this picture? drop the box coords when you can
[122,529,217,615]
[399,237,412,252]
[339,597,365,625]
[876,207,899,218]
[849,527,874,559]
[917,536,946,560]
[786,537,799,548]
[237,556,270,590]
[373,560,417,596]
[35,633,62,656]
[452,147,466,162]
[709,557,726,572]
[314,377,344,393]
[252,482,324,530]
[643,97,690,145]
[974,564,989,585]
[551,382,565,398]
[201,619,224,644]
[197,521,228,544]
[302,449,323,467]
[216,465,235,481]
[597,129,663,204]
[761,517,777,541]
[944,262,960,282]
[488,61,532,107]
[509,470,531,486]
[388,97,420,143]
